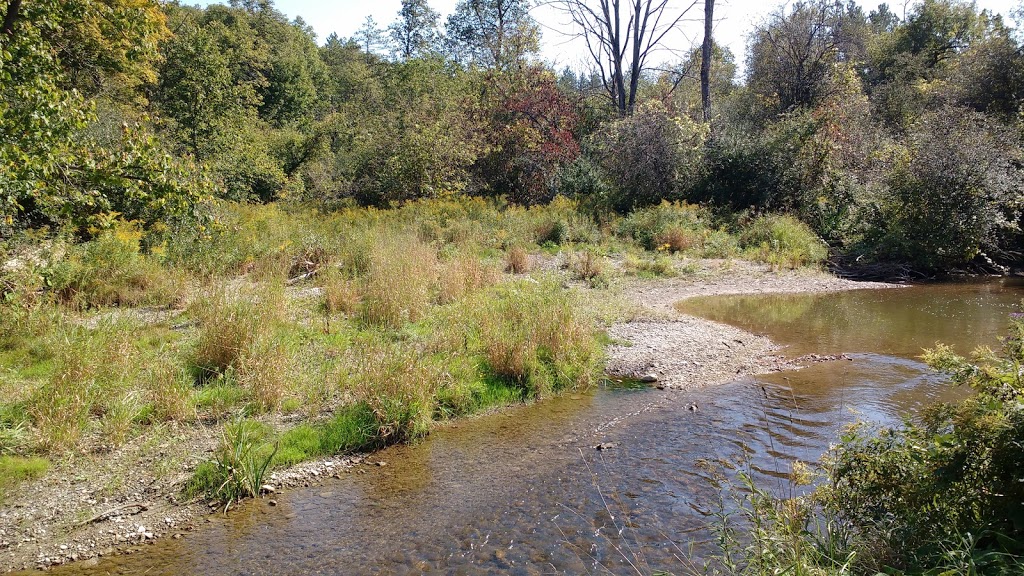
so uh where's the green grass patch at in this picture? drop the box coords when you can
[0,456,49,502]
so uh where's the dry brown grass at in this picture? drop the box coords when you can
[190,286,284,378]
[504,246,530,274]
[146,360,195,422]
[360,235,438,329]
[347,339,441,442]
[435,254,500,305]
[653,226,702,253]
[321,267,361,316]
[236,337,290,412]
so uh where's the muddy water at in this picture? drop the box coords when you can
[47,279,1024,575]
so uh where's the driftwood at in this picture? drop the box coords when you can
[77,502,148,526]
[286,268,320,285]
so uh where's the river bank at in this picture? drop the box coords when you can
[0,259,892,572]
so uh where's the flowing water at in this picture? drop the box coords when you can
[45,278,1024,575]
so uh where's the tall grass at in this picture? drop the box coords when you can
[460,280,602,397]
[360,234,437,329]
[28,321,141,451]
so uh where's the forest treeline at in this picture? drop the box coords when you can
[2,0,1023,273]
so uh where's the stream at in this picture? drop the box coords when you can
[46,278,1024,575]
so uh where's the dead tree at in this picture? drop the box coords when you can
[700,0,713,124]
[551,0,698,115]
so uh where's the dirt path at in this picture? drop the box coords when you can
[0,261,895,573]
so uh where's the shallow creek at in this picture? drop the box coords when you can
[45,278,1024,575]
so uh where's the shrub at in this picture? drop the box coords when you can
[590,101,708,211]
[618,201,711,251]
[740,214,828,269]
[818,316,1024,573]
[43,224,182,309]
[504,246,530,274]
[862,107,1023,270]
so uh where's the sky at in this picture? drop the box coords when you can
[193,0,1022,75]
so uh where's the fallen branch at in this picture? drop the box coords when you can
[286,268,320,285]
[77,502,149,526]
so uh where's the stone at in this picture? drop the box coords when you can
[638,373,658,383]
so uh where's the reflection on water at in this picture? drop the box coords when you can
[676,277,1024,358]
[43,280,1024,575]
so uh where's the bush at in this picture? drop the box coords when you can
[819,316,1024,573]
[740,214,828,269]
[590,101,708,211]
[43,224,182,309]
[618,201,712,251]
[861,107,1023,270]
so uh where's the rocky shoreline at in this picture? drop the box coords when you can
[0,261,894,573]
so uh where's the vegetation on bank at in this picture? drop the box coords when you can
[699,315,1024,575]
[0,197,824,503]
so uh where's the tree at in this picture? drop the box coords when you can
[1,0,206,236]
[445,0,540,70]
[354,16,388,55]
[700,0,714,123]
[552,0,697,115]
[747,0,868,113]
[389,0,441,60]
[471,66,581,204]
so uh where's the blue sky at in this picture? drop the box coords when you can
[192,0,1021,73]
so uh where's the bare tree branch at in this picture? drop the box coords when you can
[547,0,697,115]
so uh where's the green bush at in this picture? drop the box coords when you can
[618,201,712,251]
[820,316,1024,573]
[43,224,182,309]
[740,214,828,268]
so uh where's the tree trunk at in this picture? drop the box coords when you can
[2,0,22,40]
[700,0,714,125]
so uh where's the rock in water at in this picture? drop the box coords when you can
[639,373,659,383]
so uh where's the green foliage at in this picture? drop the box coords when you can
[590,102,707,212]
[42,224,181,309]
[861,107,1023,270]
[185,418,277,507]
[445,0,539,69]
[818,316,1024,573]
[740,214,829,269]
